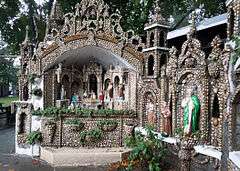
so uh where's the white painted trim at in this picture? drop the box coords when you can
[134,127,180,145]
[226,0,233,7]
[144,23,170,30]
[143,46,169,52]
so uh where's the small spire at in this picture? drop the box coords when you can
[188,11,197,38]
[50,0,63,20]
[147,0,168,25]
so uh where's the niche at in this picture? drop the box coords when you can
[18,112,26,134]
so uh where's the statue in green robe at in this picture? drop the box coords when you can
[181,87,200,136]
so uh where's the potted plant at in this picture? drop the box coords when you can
[64,119,84,132]
[97,120,118,132]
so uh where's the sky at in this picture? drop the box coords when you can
[35,0,46,6]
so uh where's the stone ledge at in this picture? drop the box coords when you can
[40,147,132,167]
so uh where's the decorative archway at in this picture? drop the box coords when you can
[34,0,144,74]
[138,82,161,130]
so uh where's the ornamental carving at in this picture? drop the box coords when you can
[208,36,223,78]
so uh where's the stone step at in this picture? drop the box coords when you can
[40,147,131,167]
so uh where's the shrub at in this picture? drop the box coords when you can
[80,128,103,143]
[64,119,83,126]
[27,130,42,145]
[124,126,166,171]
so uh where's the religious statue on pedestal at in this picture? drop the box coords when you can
[146,99,156,126]
[91,90,96,100]
[161,101,172,135]
[181,87,200,136]
[56,63,62,83]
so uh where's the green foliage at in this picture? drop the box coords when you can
[31,88,42,97]
[0,57,19,87]
[80,128,103,143]
[33,106,136,118]
[27,130,42,145]
[97,120,118,131]
[0,0,227,54]
[125,126,166,171]
[64,119,83,126]
[174,127,184,137]
[97,120,118,126]
[0,96,18,107]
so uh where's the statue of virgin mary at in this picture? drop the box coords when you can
[181,86,200,136]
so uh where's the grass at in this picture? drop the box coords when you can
[0,96,19,107]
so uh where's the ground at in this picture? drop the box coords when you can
[0,127,108,171]
[0,96,18,107]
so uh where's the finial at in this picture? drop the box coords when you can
[188,11,197,38]
[147,0,168,25]
[50,0,63,20]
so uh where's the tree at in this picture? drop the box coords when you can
[0,55,18,88]
[0,0,227,54]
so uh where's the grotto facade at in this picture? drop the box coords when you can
[13,0,240,170]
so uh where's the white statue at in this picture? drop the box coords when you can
[61,85,66,100]
[56,63,62,83]
[181,87,200,136]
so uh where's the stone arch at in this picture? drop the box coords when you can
[37,0,144,74]
[176,72,197,128]
[148,55,154,76]
[138,84,160,129]
[142,91,157,127]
